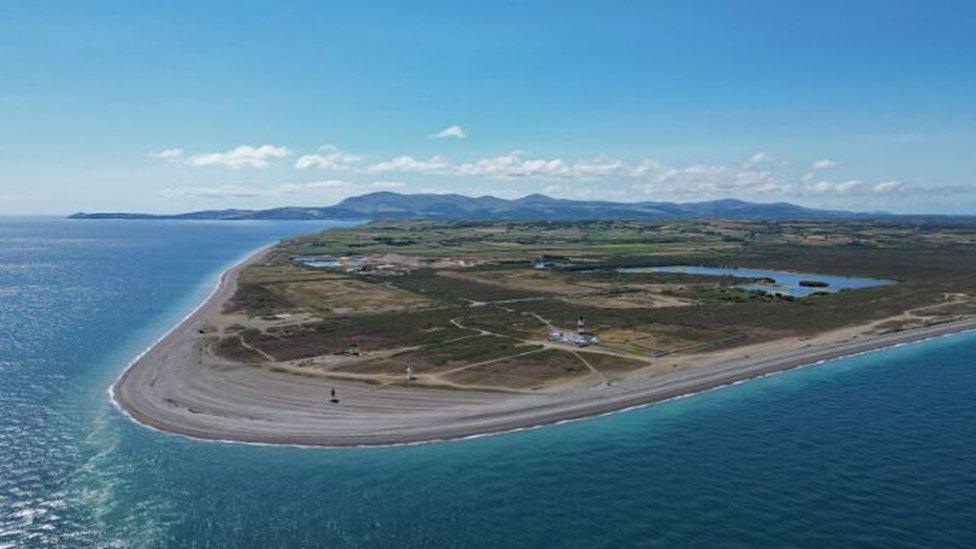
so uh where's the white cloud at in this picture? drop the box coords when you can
[635,164,781,196]
[454,151,571,179]
[429,125,467,139]
[627,159,667,177]
[149,148,184,160]
[154,144,920,207]
[563,156,628,178]
[872,180,905,194]
[366,155,451,173]
[802,158,841,181]
[742,151,769,168]
[357,151,660,181]
[294,145,363,171]
[364,151,790,198]
[806,180,862,195]
[743,151,792,169]
[188,145,291,169]
[800,178,907,196]
[810,158,839,171]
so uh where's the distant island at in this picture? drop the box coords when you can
[66,191,951,223]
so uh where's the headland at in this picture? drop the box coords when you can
[112,220,976,446]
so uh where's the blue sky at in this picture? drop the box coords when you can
[2,1,974,215]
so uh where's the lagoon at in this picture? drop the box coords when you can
[619,265,895,296]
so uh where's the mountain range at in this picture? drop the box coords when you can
[68,191,934,222]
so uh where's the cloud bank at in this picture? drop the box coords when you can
[150,143,928,204]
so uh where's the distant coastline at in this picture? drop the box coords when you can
[111,243,976,447]
[71,191,976,224]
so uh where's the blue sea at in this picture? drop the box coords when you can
[2,217,975,548]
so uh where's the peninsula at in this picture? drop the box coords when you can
[113,219,976,446]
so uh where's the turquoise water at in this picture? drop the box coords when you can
[619,265,893,296]
[2,218,975,547]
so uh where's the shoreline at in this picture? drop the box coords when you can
[111,246,976,448]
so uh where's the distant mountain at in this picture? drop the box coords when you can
[68,191,930,222]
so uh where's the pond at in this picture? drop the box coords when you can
[617,266,895,297]
[294,256,343,268]
[294,255,366,269]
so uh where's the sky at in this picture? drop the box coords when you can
[1,1,975,215]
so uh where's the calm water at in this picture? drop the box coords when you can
[2,218,975,548]
[620,265,893,296]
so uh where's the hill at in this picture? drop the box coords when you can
[69,192,895,222]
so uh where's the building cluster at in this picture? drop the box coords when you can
[548,317,600,347]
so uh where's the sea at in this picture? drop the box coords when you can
[1,217,975,548]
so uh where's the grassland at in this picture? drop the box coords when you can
[209,219,976,393]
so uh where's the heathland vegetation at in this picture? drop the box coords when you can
[210,220,976,392]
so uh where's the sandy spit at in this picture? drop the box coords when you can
[111,247,976,447]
